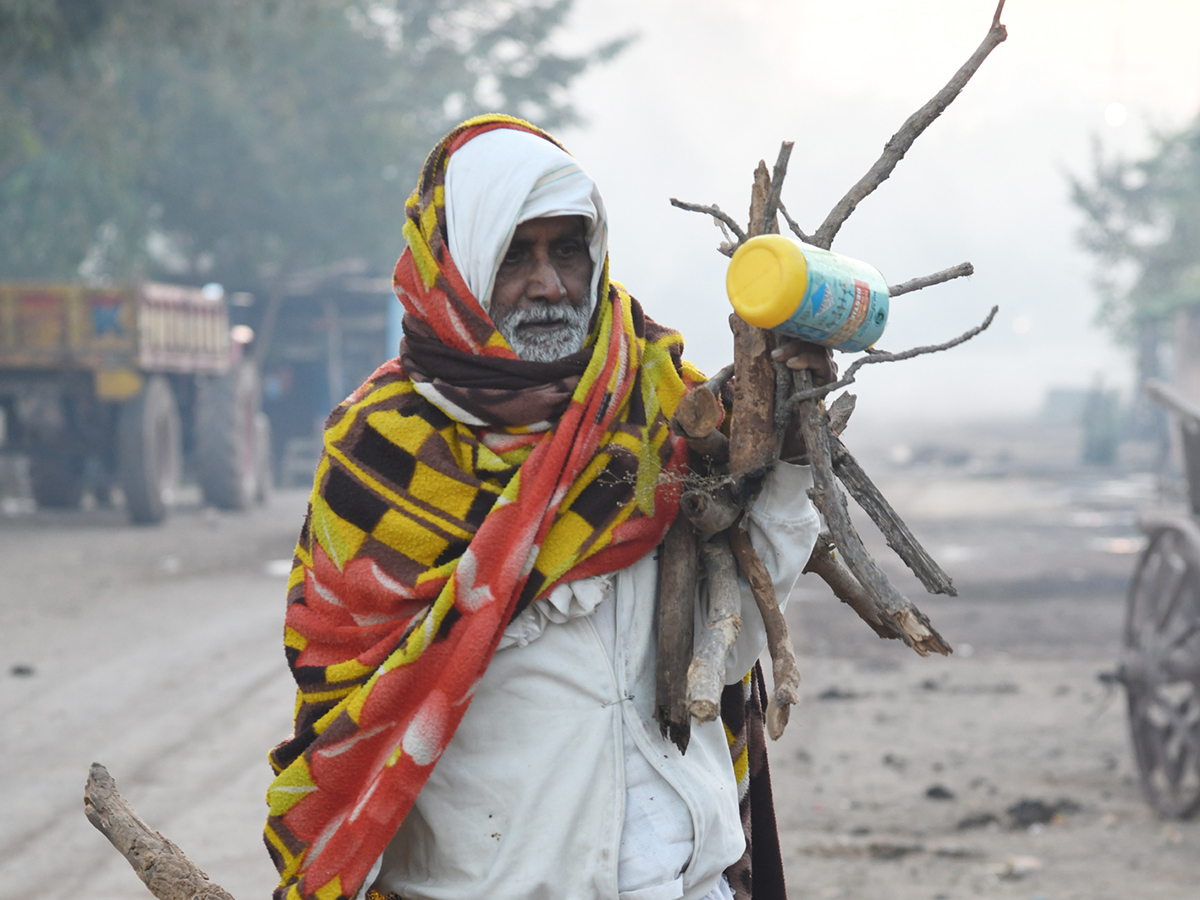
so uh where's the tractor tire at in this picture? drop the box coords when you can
[118,375,182,524]
[29,447,85,509]
[195,361,260,510]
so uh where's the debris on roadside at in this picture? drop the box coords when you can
[801,839,924,860]
[994,855,1043,880]
[817,686,864,701]
[956,812,1000,830]
[882,752,907,771]
[926,783,956,801]
[1006,797,1081,828]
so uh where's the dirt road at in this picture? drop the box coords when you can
[0,418,1196,900]
[0,494,303,900]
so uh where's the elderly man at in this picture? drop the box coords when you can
[265,115,827,900]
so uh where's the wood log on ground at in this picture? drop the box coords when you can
[680,485,741,536]
[84,763,235,900]
[655,514,699,753]
[687,533,743,722]
[793,369,951,657]
[829,434,957,596]
[727,524,801,740]
[802,532,903,640]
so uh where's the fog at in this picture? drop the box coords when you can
[552,0,1200,424]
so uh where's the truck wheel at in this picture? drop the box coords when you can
[118,376,182,524]
[195,361,260,510]
[29,448,85,509]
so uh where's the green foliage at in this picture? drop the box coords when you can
[0,0,625,292]
[1072,120,1200,340]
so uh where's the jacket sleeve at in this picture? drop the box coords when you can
[720,462,821,683]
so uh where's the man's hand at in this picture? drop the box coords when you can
[770,339,837,387]
[770,339,837,462]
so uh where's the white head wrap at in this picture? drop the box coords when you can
[444,128,608,312]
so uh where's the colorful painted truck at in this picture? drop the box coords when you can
[0,281,269,522]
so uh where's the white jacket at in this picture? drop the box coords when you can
[369,463,820,900]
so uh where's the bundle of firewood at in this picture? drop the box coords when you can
[655,1,1008,747]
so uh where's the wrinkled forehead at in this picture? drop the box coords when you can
[444,128,608,311]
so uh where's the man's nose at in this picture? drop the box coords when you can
[526,252,567,302]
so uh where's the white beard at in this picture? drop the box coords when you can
[493,300,591,362]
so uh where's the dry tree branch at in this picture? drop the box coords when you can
[761,141,794,233]
[777,201,812,243]
[802,532,903,640]
[669,199,749,244]
[792,368,952,656]
[811,0,1008,250]
[787,305,998,405]
[84,763,235,900]
[888,261,974,297]
[655,515,699,752]
[687,533,744,722]
[728,524,802,739]
[829,435,957,596]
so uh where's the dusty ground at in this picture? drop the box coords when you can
[0,417,1197,900]
[772,417,1199,900]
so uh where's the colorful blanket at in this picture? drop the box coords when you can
[263,115,698,900]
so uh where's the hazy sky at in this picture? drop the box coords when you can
[552,0,1200,421]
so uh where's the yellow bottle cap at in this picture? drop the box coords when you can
[725,234,808,329]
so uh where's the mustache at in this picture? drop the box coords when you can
[498,303,590,329]
[493,301,592,362]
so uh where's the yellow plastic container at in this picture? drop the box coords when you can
[726,234,889,352]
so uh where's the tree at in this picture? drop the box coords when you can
[1071,119,1200,406]
[0,0,625,294]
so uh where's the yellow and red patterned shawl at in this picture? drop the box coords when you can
[264,115,702,900]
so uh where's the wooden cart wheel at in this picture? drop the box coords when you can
[1123,526,1200,819]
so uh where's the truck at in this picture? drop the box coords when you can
[0,281,269,523]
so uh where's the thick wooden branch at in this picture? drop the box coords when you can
[84,763,235,900]
[728,524,801,739]
[680,430,730,464]
[787,305,998,405]
[888,262,974,297]
[687,533,743,722]
[794,369,951,656]
[673,383,730,463]
[728,162,781,492]
[674,384,724,438]
[803,532,903,641]
[655,515,699,753]
[681,486,741,535]
[829,435,957,596]
[811,1,1008,249]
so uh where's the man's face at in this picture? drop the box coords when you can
[489,215,593,362]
